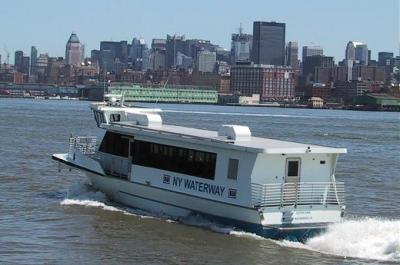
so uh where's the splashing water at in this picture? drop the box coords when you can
[279,217,400,262]
[61,183,400,262]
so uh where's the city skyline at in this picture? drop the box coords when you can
[1,0,399,64]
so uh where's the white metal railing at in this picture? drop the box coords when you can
[251,182,345,207]
[68,136,97,158]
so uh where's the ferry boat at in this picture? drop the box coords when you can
[52,98,346,241]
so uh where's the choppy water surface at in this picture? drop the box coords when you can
[0,98,399,264]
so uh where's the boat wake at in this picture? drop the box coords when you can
[60,182,174,221]
[60,183,399,262]
[277,217,400,262]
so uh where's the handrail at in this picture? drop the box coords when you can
[251,181,345,208]
[68,136,97,159]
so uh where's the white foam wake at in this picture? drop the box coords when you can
[60,182,175,221]
[279,217,400,262]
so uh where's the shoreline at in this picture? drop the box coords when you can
[1,95,399,112]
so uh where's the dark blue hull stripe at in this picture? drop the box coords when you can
[118,190,326,241]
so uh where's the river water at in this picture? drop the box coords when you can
[0,98,399,264]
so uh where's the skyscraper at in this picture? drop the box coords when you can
[355,44,368,65]
[251,21,286,65]
[285,41,299,68]
[345,41,368,65]
[65,33,84,66]
[378,52,394,66]
[14,50,23,71]
[231,25,252,64]
[197,51,216,73]
[166,35,186,68]
[30,46,38,76]
[130,38,149,70]
[302,45,323,62]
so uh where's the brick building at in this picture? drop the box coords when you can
[230,64,296,101]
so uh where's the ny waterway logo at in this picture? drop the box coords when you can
[162,174,227,197]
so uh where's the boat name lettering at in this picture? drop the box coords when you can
[166,175,225,197]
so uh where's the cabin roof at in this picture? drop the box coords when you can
[105,122,347,155]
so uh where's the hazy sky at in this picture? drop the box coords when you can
[1,0,399,63]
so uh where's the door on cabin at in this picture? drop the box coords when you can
[283,158,301,205]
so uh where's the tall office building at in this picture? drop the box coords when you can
[166,35,186,68]
[355,43,368,65]
[345,41,356,60]
[30,46,38,75]
[251,21,285,65]
[150,39,167,70]
[100,41,129,64]
[14,50,24,71]
[303,55,334,83]
[231,25,252,64]
[130,38,149,70]
[197,51,216,72]
[302,45,323,62]
[65,33,84,66]
[285,41,299,68]
[378,52,394,66]
[21,56,30,74]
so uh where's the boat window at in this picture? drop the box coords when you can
[99,131,129,157]
[93,111,106,127]
[287,160,299,177]
[132,140,216,180]
[227,158,239,180]
[110,114,121,122]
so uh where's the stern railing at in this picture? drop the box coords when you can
[251,181,345,208]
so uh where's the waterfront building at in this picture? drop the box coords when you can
[302,45,323,62]
[314,65,385,84]
[251,21,286,65]
[230,64,296,101]
[353,93,400,110]
[333,80,378,102]
[231,26,252,64]
[197,51,216,73]
[109,83,218,103]
[30,46,38,76]
[286,41,299,68]
[65,33,84,66]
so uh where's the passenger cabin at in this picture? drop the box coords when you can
[89,103,346,210]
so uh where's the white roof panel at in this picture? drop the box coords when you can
[106,122,347,155]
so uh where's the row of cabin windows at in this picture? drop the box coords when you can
[98,132,239,181]
[99,132,129,157]
[93,111,106,127]
[133,140,217,180]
